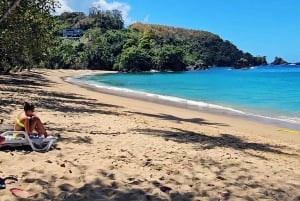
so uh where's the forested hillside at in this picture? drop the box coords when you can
[0,1,267,73]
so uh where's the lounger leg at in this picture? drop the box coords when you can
[1,131,57,152]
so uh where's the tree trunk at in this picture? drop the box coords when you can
[0,0,22,24]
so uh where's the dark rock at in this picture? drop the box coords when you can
[271,57,289,65]
[187,62,209,71]
[233,58,252,69]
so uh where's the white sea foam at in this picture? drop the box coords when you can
[67,76,300,130]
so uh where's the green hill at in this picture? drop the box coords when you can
[0,4,267,73]
[46,13,267,71]
[129,23,267,69]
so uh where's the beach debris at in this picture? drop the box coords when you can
[143,161,152,167]
[10,188,30,198]
[0,176,18,189]
[216,176,226,180]
[0,179,5,190]
[46,160,53,163]
[60,163,66,168]
[218,190,230,199]
[152,181,160,187]
[159,185,172,193]
[277,129,299,134]
[128,179,142,185]
[152,181,172,193]
[4,176,18,184]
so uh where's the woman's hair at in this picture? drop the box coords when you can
[24,102,35,112]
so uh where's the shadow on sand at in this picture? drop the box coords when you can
[0,72,122,115]
[14,177,195,201]
[131,127,297,158]
[127,111,229,126]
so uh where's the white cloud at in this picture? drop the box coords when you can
[54,0,73,15]
[92,0,134,26]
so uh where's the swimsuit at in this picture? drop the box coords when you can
[14,117,26,137]
[15,117,25,130]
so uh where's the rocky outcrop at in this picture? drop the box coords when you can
[187,63,209,71]
[271,57,289,65]
[232,58,251,69]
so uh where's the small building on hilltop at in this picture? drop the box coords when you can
[62,28,84,37]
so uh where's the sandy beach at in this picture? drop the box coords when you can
[0,69,299,201]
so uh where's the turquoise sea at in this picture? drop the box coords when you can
[71,65,300,129]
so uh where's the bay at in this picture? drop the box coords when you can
[72,65,300,128]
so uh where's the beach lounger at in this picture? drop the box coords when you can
[0,131,58,152]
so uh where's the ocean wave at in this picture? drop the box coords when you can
[67,76,300,129]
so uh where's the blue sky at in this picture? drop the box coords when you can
[57,0,300,63]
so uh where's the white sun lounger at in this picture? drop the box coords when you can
[0,131,58,152]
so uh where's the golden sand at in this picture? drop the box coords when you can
[0,69,299,201]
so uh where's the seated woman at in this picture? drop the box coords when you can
[14,102,48,137]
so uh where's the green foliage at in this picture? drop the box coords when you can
[152,45,186,71]
[129,23,266,69]
[44,19,265,72]
[118,46,152,72]
[0,0,56,72]
[1,6,267,73]
[58,12,86,28]
[55,7,124,32]
[89,7,124,31]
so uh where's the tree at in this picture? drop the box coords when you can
[118,46,152,72]
[58,12,87,29]
[0,0,56,72]
[88,7,124,31]
[153,45,186,71]
[0,0,21,23]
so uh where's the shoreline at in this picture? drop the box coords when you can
[66,73,300,131]
[58,70,300,145]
